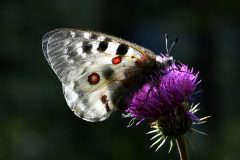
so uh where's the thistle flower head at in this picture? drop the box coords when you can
[126,64,199,122]
[124,64,208,152]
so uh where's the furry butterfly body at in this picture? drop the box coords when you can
[42,28,173,122]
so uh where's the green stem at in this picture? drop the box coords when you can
[175,136,189,160]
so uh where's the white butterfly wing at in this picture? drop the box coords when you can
[42,28,158,122]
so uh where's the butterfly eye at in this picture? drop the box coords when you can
[166,58,173,66]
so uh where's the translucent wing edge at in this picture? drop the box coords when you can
[62,84,112,122]
[42,29,61,65]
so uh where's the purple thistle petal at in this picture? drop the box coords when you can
[125,64,200,122]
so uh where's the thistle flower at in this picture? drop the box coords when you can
[124,64,209,156]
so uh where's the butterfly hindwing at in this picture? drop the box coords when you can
[42,28,157,121]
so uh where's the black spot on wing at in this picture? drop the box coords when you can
[102,67,114,79]
[67,46,78,57]
[97,41,108,52]
[82,41,92,53]
[116,44,129,55]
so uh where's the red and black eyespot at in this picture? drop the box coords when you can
[100,95,108,104]
[88,72,100,85]
[100,95,111,112]
[112,56,122,65]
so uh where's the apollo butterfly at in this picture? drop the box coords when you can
[42,28,175,122]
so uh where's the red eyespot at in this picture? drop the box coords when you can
[100,95,108,104]
[112,56,122,65]
[88,72,100,85]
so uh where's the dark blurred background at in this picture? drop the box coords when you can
[1,0,239,159]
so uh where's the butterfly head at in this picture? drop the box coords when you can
[155,55,174,69]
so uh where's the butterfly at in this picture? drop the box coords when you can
[42,28,175,122]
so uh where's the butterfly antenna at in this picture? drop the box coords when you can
[165,33,169,56]
[168,37,179,54]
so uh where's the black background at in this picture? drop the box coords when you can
[1,0,239,159]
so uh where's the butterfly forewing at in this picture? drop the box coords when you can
[42,28,160,122]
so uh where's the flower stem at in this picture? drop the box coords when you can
[175,136,189,160]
